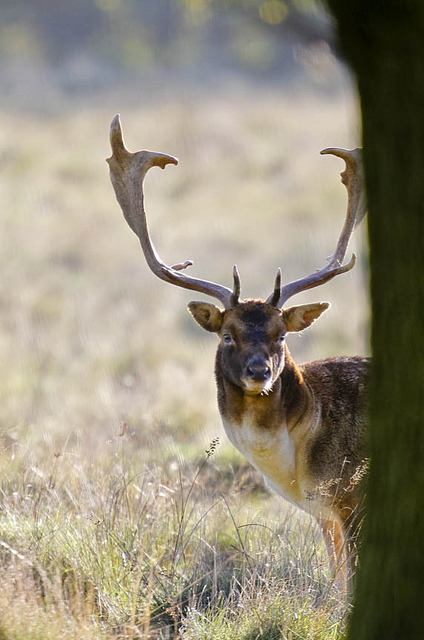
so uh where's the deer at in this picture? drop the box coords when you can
[107,114,369,592]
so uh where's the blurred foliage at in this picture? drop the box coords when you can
[0,0,334,79]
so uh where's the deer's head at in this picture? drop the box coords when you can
[188,299,329,395]
[107,115,365,396]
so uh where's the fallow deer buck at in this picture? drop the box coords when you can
[107,115,368,591]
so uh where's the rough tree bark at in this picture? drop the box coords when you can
[326,2,424,639]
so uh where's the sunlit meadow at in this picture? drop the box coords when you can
[0,83,367,638]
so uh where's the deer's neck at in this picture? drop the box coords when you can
[215,346,311,432]
[215,346,314,506]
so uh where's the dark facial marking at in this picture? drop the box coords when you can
[224,302,280,343]
[217,301,286,392]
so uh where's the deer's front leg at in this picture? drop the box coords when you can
[317,518,348,593]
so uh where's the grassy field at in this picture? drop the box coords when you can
[0,85,367,638]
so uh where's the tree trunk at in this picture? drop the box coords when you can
[325,2,424,639]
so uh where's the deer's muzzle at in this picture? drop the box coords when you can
[245,356,271,383]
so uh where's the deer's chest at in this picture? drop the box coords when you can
[221,412,300,503]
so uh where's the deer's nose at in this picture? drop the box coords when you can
[246,357,271,382]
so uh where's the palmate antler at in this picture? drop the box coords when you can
[107,114,239,309]
[107,115,366,310]
[266,147,366,308]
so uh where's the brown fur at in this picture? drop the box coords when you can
[190,299,369,590]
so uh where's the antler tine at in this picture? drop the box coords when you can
[107,115,236,309]
[230,265,241,307]
[266,268,282,306]
[275,147,365,308]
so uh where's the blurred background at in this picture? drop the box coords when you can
[0,2,369,636]
[0,0,367,473]
[2,0,342,104]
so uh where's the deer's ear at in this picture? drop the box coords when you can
[188,302,224,333]
[283,302,330,332]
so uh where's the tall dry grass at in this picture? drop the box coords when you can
[0,85,365,637]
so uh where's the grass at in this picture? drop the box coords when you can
[0,437,347,639]
[0,82,365,637]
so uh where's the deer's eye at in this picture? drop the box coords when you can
[277,333,285,344]
[222,333,233,345]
